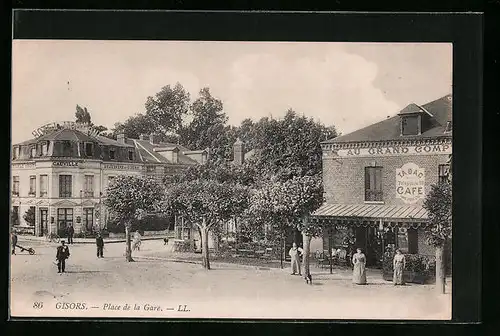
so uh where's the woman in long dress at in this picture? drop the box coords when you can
[393,249,406,285]
[289,243,303,276]
[132,230,142,251]
[352,248,367,285]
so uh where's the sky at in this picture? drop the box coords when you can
[11,41,452,144]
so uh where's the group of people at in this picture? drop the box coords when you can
[288,242,407,286]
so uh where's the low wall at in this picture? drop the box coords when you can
[12,226,35,235]
[108,230,172,239]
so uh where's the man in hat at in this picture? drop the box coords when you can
[96,232,104,258]
[67,224,74,244]
[56,240,70,273]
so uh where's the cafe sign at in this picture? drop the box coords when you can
[335,143,451,158]
[53,161,81,167]
[396,163,425,204]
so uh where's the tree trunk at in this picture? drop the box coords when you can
[435,244,446,294]
[125,225,134,262]
[302,232,312,277]
[201,219,210,270]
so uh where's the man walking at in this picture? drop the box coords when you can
[67,224,74,244]
[56,240,70,273]
[96,232,104,258]
[11,232,18,255]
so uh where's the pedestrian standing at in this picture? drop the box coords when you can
[96,233,104,258]
[288,242,303,276]
[393,249,406,285]
[352,248,367,285]
[67,224,74,244]
[56,240,70,273]
[11,232,18,255]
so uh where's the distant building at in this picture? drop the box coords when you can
[312,95,452,266]
[10,121,207,236]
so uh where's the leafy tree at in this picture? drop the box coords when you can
[23,207,36,226]
[104,175,165,262]
[247,175,324,271]
[145,82,191,137]
[112,114,156,140]
[75,105,92,124]
[423,180,452,294]
[178,88,237,162]
[165,179,249,269]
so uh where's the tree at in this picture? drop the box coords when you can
[248,174,324,271]
[112,114,156,140]
[145,82,191,137]
[23,207,36,226]
[178,87,235,162]
[75,105,92,124]
[423,180,452,294]
[165,179,249,269]
[104,175,165,262]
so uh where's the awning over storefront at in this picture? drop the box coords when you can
[312,203,428,222]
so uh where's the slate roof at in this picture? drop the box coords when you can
[323,94,452,144]
[127,139,199,165]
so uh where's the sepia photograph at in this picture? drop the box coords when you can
[10,40,453,320]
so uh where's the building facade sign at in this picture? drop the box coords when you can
[334,143,451,158]
[11,163,36,169]
[53,161,82,167]
[396,163,425,204]
[103,163,143,171]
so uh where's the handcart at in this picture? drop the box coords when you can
[15,244,35,255]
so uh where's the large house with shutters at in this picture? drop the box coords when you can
[10,121,207,237]
[312,95,452,266]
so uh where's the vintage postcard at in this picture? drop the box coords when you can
[10,40,453,320]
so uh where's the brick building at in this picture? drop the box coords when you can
[312,95,452,266]
[10,121,207,237]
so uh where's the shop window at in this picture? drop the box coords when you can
[365,166,383,202]
[109,149,116,160]
[401,115,420,136]
[12,176,19,196]
[438,164,450,184]
[29,175,36,196]
[11,206,20,225]
[59,175,72,198]
[39,175,48,197]
[85,143,94,157]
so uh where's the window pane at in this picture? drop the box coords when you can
[402,116,419,135]
[396,228,409,253]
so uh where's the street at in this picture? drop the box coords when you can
[10,238,451,320]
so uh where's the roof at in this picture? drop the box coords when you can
[15,129,133,148]
[312,203,428,221]
[323,94,452,144]
[127,139,198,165]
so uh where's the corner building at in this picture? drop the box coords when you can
[10,121,206,237]
[312,95,452,266]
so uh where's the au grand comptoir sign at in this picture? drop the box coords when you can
[335,143,451,157]
[396,163,425,204]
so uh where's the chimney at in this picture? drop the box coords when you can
[149,133,160,145]
[117,132,127,144]
[139,134,148,140]
[233,138,244,165]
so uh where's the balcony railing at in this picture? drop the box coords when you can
[365,189,383,202]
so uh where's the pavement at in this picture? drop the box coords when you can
[10,238,452,320]
[17,234,167,244]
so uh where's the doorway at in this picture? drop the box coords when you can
[57,208,73,237]
[39,208,48,237]
[83,208,94,232]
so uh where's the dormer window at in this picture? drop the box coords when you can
[30,146,37,158]
[12,146,18,159]
[109,148,116,160]
[85,142,94,157]
[445,121,452,133]
[41,142,48,155]
[128,150,134,161]
[401,115,420,136]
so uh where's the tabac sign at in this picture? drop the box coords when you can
[396,163,425,204]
